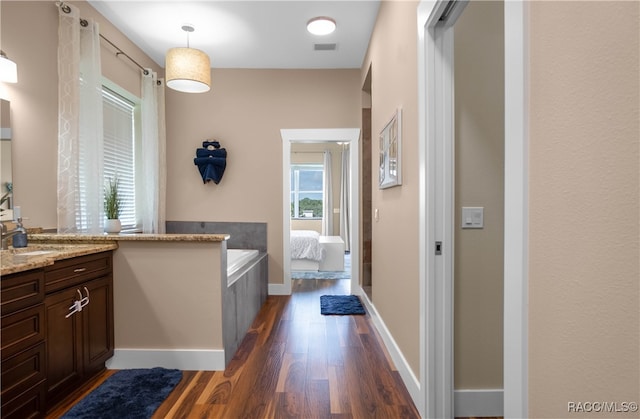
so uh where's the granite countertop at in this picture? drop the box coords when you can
[1,243,118,276]
[29,233,230,243]
[2,233,229,276]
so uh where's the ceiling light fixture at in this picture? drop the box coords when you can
[306,17,336,36]
[166,24,211,93]
[0,50,18,84]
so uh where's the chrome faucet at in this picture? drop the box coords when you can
[0,220,26,250]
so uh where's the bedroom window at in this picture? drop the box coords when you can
[290,164,323,219]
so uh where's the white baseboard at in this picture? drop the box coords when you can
[357,290,422,411]
[106,348,226,371]
[454,389,504,417]
[268,282,291,295]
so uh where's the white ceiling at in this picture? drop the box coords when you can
[87,1,381,69]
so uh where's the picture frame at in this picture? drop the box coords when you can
[378,108,402,189]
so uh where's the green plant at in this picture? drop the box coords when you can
[104,177,122,220]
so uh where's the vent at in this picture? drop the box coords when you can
[314,43,337,51]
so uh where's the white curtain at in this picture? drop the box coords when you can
[57,4,103,233]
[322,150,333,236]
[340,144,351,251]
[140,70,167,233]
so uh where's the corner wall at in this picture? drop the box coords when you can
[528,2,639,417]
[361,0,421,377]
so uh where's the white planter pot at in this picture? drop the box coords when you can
[105,219,121,234]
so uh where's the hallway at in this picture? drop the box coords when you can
[50,279,420,418]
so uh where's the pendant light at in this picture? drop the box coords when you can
[166,24,211,93]
[0,51,18,84]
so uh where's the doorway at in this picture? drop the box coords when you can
[280,129,360,296]
[453,1,505,416]
[418,1,528,418]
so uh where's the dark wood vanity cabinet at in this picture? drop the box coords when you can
[1,269,47,419]
[43,252,114,409]
[0,251,114,418]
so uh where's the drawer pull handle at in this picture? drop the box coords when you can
[73,267,87,273]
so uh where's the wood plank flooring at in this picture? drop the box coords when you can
[48,279,420,418]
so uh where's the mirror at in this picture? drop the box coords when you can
[1,99,12,220]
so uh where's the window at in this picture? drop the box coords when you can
[102,86,138,229]
[77,84,139,231]
[290,164,323,218]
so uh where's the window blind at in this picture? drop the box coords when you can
[102,87,137,229]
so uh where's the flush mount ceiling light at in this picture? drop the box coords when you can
[0,50,18,84]
[166,24,211,93]
[306,17,336,36]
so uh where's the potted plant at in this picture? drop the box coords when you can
[104,177,122,233]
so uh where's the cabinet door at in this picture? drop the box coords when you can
[44,287,82,406]
[82,275,114,376]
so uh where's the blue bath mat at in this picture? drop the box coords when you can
[320,295,366,315]
[62,367,182,419]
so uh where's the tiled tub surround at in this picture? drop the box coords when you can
[166,221,267,252]
[23,232,268,371]
[223,250,268,365]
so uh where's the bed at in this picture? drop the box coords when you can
[290,230,324,271]
[290,230,345,272]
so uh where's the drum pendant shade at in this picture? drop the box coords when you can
[165,47,211,93]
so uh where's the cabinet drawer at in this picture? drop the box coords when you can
[45,252,112,294]
[1,270,45,315]
[1,342,46,402]
[0,378,45,419]
[1,304,45,360]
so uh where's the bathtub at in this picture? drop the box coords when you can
[227,249,260,277]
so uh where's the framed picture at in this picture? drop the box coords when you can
[379,108,402,189]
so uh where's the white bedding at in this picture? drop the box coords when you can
[290,230,325,261]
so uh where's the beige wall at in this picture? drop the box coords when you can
[113,241,223,349]
[165,68,361,285]
[1,0,161,229]
[362,0,421,377]
[454,0,504,390]
[529,1,639,417]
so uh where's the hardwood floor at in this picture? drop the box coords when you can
[48,279,420,418]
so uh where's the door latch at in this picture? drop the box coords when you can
[435,241,442,255]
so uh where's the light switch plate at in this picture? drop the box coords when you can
[462,207,484,229]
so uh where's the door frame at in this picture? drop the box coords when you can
[277,128,361,296]
[417,1,529,418]
[417,2,465,417]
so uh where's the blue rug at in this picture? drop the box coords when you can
[320,295,366,315]
[292,253,351,280]
[62,368,182,419]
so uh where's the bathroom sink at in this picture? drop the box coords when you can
[5,244,76,256]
